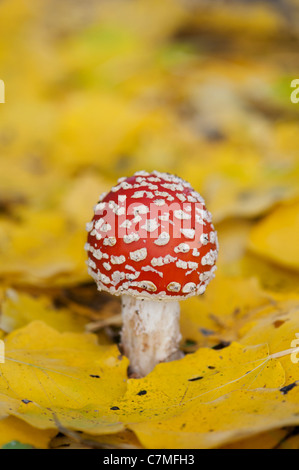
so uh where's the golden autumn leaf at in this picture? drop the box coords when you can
[0,416,56,449]
[220,428,287,450]
[240,253,299,295]
[105,342,290,449]
[180,274,271,347]
[248,199,299,271]
[239,298,299,382]
[0,209,88,286]
[0,289,87,333]
[0,321,128,434]
[50,429,142,450]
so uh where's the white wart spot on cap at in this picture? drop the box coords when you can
[187,261,198,270]
[115,181,133,192]
[147,184,159,191]
[174,243,190,253]
[135,176,145,183]
[154,232,170,246]
[174,210,191,220]
[159,213,171,222]
[154,199,166,206]
[195,214,206,225]
[176,193,186,202]
[154,191,174,202]
[98,192,107,202]
[180,228,195,239]
[125,264,136,272]
[200,271,211,282]
[132,190,154,199]
[94,219,105,230]
[176,260,188,269]
[103,236,117,246]
[87,259,96,270]
[197,285,206,295]
[130,247,147,262]
[94,202,106,212]
[141,219,160,232]
[196,208,212,223]
[112,271,126,284]
[126,271,140,281]
[133,204,149,215]
[108,201,125,216]
[86,221,94,232]
[182,282,197,293]
[200,233,210,245]
[137,280,157,292]
[200,268,216,283]
[124,233,140,244]
[148,177,161,182]
[120,219,132,229]
[99,273,110,284]
[192,248,200,257]
[210,231,217,244]
[100,223,112,233]
[133,214,142,224]
[131,191,144,199]
[111,255,126,265]
[162,182,184,192]
[141,265,163,278]
[167,282,181,292]
[86,244,108,260]
[201,249,218,266]
[151,255,177,266]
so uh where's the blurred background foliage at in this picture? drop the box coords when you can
[0,0,299,449]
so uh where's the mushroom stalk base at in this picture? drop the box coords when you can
[121,295,182,377]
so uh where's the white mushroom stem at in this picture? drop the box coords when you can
[120,295,183,377]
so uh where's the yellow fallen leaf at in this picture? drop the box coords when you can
[51,429,142,449]
[220,428,287,449]
[180,274,270,347]
[0,416,56,449]
[240,253,299,294]
[129,385,299,449]
[0,209,88,286]
[180,145,298,224]
[239,299,299,382]
[61,172,112,228]
[0,289,87,333]
[215,218,254,271]
[0,321,128,434]
[105,342,287,448]
[248,199,299,271]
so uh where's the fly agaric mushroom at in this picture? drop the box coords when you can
[85,171,218,377]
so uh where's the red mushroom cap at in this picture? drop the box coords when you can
[85,171,218,300]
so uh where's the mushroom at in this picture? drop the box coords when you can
[85,171,218,377]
